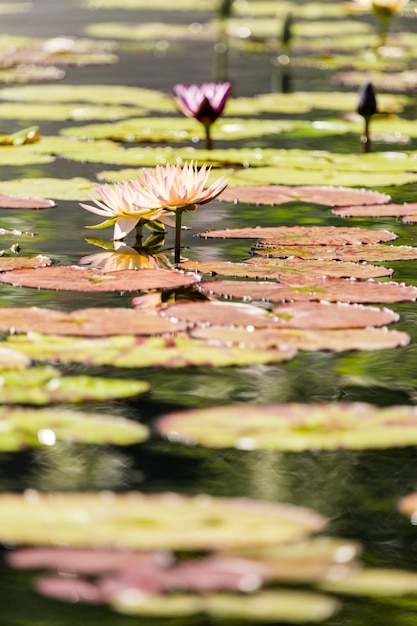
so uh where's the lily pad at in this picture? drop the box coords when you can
[0,102,147,121]
[199,226,397,245]
[0,266,199,292]
[0,65,66,83]
[161,300,399,330]
[0,84,173,110]
[0,334,297,368]
[320,568,417,597]
[156,402,417,451]
[0,307,189,336]
[0,347,30,369]
[0,406,149,451]
[0,177,96,200]
[252,244,417,262]
[0,491,327,549]
[220,186,390,207]
[112,590,339,622]
[61,117,297,143]
[0,365,150,405]
[333,202,417,218]
[180,258,393,280]
[0,126,40,146]
[199,278,417,304]
[191,325,410,352]
[0,195,54,209]
[0,256,51,271]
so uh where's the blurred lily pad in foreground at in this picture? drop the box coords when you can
[0,491,327,549]
[0,406,148,451]
[156,402,417,451]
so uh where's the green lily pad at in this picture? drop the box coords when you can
[180,258,393,280]
[161,300,399,330]
[0,177,96,200]
[334,69,417,91]
[156,402,417,451]
[0,65,65,83]
[82,0,215,9]
[0,491,327,549]
[85,21,215,42]
[0,347,30,369]
[252,244,417,262]
[320,568,417,597]
[0,125,40,146]
[0,334,297,368]
[0,307,189,336]
[0,406,149,451]
[0,266,199,292]
[0,365,150,405]
[199,278,417,304]
[113,590,339,623]
[0,84,173,110]
[0,149,54,166]
[191,325,410,352]
[61,117,297,143]
[200,226,397,245]
[0,102,147,121]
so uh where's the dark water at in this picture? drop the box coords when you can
[0,1,417,624]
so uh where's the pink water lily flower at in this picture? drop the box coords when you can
[79,181,174,240]
[133,161,228,263]
[134,161,228,212]
[173,82,231,149]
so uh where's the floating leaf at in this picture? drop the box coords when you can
[0,126,40,146]
[0,84,173,110]
[0,492,327,549]
[0,335,297,369]
[156,402,417,451]
[320,568,417,597]
[0,177,96,200]
[0,406,149,451]
[252,244,417,262]
[220,186,390,207]
[271,302,399,329]
[0,266,199,292]
[333,202,417,218]
[0,102,147,122]
[0,65,65,83]
[0,256,51,271]
[199,278,417,304]
[181,258,393,280]
[0,366,150,405]
[112,590,339,622]
[191,325,410,352]
[161,300,398,330]
[0,347,30,369]
[0,194,55,209]
[199,226,397,245]
[0,307,188,336]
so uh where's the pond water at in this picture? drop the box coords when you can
[1,0,417,624]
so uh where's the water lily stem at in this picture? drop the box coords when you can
[205,124,213,150]
[174,210,183,265]
[361,116,371,153]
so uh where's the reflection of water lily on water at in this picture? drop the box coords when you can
[79,236,173,272]
[351,0,409,46]
[173,82,231,149]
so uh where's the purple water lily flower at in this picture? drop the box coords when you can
[173,82,231,149]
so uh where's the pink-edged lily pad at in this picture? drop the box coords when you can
[156,402,417,451]
[0,491,327,549]
[181,258,393,280]
[332,202,417,218]
[220,185,390,207]
[252,244,417,262]
[0,307,188,336]
[0,194,55,209]
[271,302,399,329]
[0,265,199,292]
[191,325,410,352]
[199,278,417,304]
[199,226,397,245]
[0,256,51,271]
[0,334,297,368]
[402,215,417,224]
[160,300,398,330]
